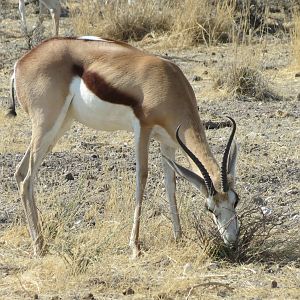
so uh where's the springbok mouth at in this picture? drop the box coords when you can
[226,242,237,249]
[223,235,238,247]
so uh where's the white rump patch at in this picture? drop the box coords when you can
[78,36,113,42]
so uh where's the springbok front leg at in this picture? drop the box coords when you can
[129,123,151,259]
[160,144,182,240]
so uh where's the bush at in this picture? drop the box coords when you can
[69,0,247,46]
[70,0,173,41]
[215,64,283,101]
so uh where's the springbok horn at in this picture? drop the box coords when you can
[221,117,236,192]
[176,125,217,196]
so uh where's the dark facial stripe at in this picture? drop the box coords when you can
[72,64,141,117]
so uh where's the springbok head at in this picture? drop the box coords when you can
[164,117,239,246]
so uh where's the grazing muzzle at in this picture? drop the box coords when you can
[206,190,240,246]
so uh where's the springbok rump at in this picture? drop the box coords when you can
[18,0,61,36]
[9,36,240,258]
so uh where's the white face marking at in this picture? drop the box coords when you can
[78,36,113,42]
[206,191,239,245]
[70,77,137,132]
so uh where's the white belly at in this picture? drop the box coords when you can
[70,77,137,131]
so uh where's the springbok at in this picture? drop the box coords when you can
[19,0,61,36]
[9,36,240,258]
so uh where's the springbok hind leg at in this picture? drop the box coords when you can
[129,123,151,259]
[15,96,73,256]
[160,144,182,240]
[18,131,51,256]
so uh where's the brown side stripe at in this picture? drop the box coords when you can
[72,64,141,117]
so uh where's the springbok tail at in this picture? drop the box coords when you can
[7,74,17,117]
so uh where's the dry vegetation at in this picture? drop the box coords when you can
[69,0,240,47]
[0,0,300,299]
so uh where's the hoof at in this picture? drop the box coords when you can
[33,237,46,257]
[129,242,141,260]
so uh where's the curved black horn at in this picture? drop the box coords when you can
[176,125,217,196]
[221,117,236,192]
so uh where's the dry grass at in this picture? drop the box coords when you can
[213,44,284,101]
[1,168,299,299]
[169,0,236,47]
[215,64,283,101]
[70,0,172,41]
[0,111,30,153]
[192,199,300,264]
[69,0,277,47]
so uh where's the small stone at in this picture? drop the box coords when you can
[88,278,106,286]
[65,172,74,181]
[192,75,202,82]
[252,195,264,206]
[34,294,39,299]
[295,72,300,77]
[0,213,8,223]
[183,263,193,275]
[108,165,114,171]
[217,290,228,297]
[123,287,135,295]
[82,293,95,300]
[271,280,278,288]
[275,110,290,118]
[156,293,171,299]
[207,262,220,270]
[261,206,272,216]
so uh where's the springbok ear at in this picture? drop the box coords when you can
[227,141,238,186]
[163,156,208,196]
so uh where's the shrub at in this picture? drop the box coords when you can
[215,62,283,101]
[70,0,173,41]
